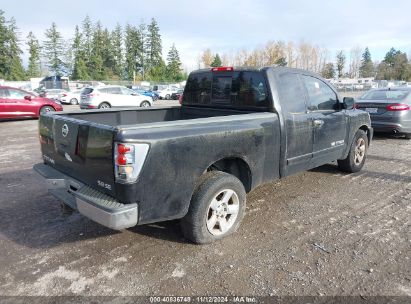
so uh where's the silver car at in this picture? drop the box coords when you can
[355,88,411,139]
[79,85,153,109]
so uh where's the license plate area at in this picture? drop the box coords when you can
[365,107,378,114]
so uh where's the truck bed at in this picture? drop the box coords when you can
[62,106,254,127]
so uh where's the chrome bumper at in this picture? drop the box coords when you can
[33,163,138,230]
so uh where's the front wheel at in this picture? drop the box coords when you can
[180,171,246,244]
[165,94,171,100]
[140,101,151,107]
[338,129,368,173]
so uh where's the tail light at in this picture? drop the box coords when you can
[354,104,360,109]
[211,67,234,72]
[386,103,410,111]
[88,93,99,99]
[114,142,149,183]
[62,93,67,97]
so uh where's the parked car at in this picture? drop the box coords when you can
[79,85,153,109]
[61,89,83,105]
[133,89,159,101]
[41,89,68,101]
[355,88,411,139]
[0,86,63,119]
[157,86,180,100]
[34,66,372,244]
[171,89,184,100]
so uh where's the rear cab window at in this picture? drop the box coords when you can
[183,69,270,110]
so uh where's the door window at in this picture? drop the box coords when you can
[278,73,307,113]
[302,75,337,111]
[7,89,26,99]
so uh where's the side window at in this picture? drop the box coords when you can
[8,89,26,99]
[0,88,9,98]
[111,87,123,95]
[302,75,337,111]
[278,73,307,113]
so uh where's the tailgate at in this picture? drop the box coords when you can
[39,114,116,197]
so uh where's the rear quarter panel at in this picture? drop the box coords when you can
[116,113,280,224]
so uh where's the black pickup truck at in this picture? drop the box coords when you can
[34,66,373,244]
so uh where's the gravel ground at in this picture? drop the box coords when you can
[0,105,410,297]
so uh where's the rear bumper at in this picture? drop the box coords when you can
[33,163,138,230]
[371,121,411,134]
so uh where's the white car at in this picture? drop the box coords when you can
[79,85,153,109]
[157,86,180,100]
[61,89,83,105]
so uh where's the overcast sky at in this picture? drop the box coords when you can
[3,0,411,71]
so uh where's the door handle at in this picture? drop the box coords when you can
[313,119,324,127]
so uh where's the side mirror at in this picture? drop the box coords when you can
[24,95,32,101]
[342,97,355,109]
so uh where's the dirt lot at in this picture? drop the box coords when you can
[0,105,410,297]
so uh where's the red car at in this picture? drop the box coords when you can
[0,86,63,119]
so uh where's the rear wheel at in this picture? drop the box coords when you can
[70,98,78,105]
[98,102,111,109]
[39,106,55,115]
[140,101,151,107]
[180,171,246,244]
[165,94,171,100]
[338,129,368,173]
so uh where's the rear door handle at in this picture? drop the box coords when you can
[313,119,324,127]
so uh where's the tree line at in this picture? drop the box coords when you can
[0,10,186,82]
[200,42,411,81]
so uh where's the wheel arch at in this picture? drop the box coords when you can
[359,125,371,144]
[98,101,111,107]
[205,157,252,193]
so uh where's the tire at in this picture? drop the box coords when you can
[165,94,171,100]
[338,129,368,173]
[70,98,78,105]
[39,106,55,115]
[140,101,151,107]
[98,102,111,109]
[180,171,246,244]
[405,134,411,140]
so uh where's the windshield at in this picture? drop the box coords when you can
[360,90,410,100]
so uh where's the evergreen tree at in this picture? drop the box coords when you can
[124,22,147,81]
[125,23,138,80]
[72,25,90,80]
[146,18,162,69]
[382,47,399,67]
[43,22,65,75]
[321,62,335,79]
[336,50,345,78]
[5,17,25,80]
[166,44,183,81]
[210,53,222,67]
[0,10,8,79]
[111,23,123,79]
[89,21,106,80]
[26,31,41,78]
[81,16,93,59]
[136,22,147,79]
[275,57,287,67]
[359,47,374,78]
